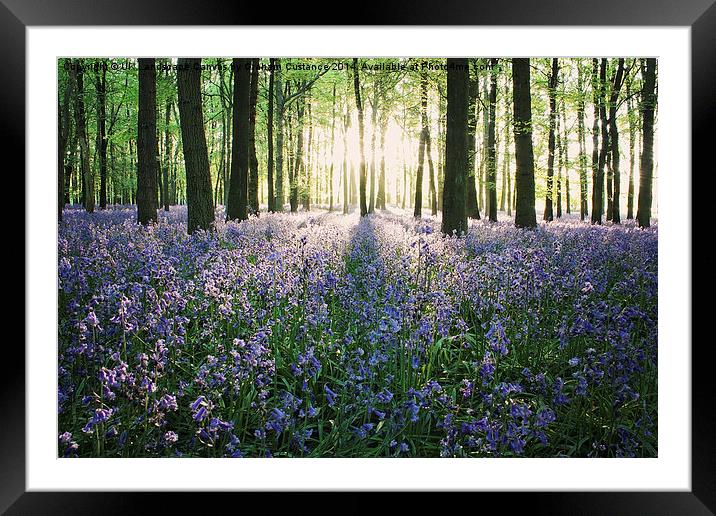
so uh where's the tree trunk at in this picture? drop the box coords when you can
[95,64,108,210]
[608,58,625,223]
[137,58,158,224]
[303,94,312,211]
[327,83,336,212]
[71,60,94,213]
[561,97,571,215]
[556,107,563,218]
[353,59,368,217]
[486,59,498,222]
[176,58,214,232]
[512,58,537,229]
[577,61,589,220]
[594,58,610,224]
[466,65,481,219]
[426,129,437,216]
[369,80,378,213]
[274,61,284,211]
[342,87,350,214]
[414,69,428,218]
[267,58,275,212]
[247,58,260,215]
[480,72,489,214]
[290,92,304,212]
[544,58,558,222]
[637,58,657,228]
[501,69,511,215]
[441,58,469,235]
[59,66,73,221]
[626,70,636,220]
[591,59,603,224]
[437,94,445,212]
[377,112,387,210]
[162,69,172,212]
[226,58,251,221]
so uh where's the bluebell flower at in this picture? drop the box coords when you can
[324,384,338,407]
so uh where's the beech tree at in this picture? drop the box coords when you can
[136,58,158,225]
[177,58,214,233]
[637,58,657,228]
[607,58,625,223]
[414,69,428,219]
[486,58,498,222]
[354,58,368,217]
[95,64,108,210]
[267,59,275,212]
[227,58,251,221]
[71,59,94,214]
[248,58,260,214]
[544,58,558,222]
[512,58,537,229]
[577,61,589,220]
[466,63,481,220]
[58,65,73,221]
[441,58,469,235]
[593,58,609,225]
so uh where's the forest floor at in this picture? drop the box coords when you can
[57,206,658,458]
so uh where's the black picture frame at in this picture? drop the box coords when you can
[9,1,711,513]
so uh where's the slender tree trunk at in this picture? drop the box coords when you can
[594,58,610,224]
[512,58,537,229]
[64,130,74,205]
[137,58,158,224]
[441,58,469,235]
[227,58,251,221]
[162,70,172,212]
[95,64,108,210]
[353,59,368,217]
[369,80,378,213]
[637,58,657,228]
[486,59,498,222]
[267,58,275,212]
[328,85,336,211]
[303,94,312,211]
[377,116,387,210]
[608,58,625,223]
[176,58,214,232]
[127,135,134,205]
[223,69,232,208]
[215,83,224,209]
[286,87,294,205]
[556,107,563,218]
[591,59,603,224]
[172,139,179,205]
[626,73,636,220]
[577,62,589,220]
[414,69,428,218]
[501,69,512,215]
[342,91,350,214]
[561,98,571,214]
[247,58,260,215]
[71,60,94,213]
[437,94,445,212]
[59,67,73,221]
[274,62,284,211]
[544,58,558,222]
[480,72,489,214]
[290,90,305,213]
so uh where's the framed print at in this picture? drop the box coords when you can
[9,0,712,512]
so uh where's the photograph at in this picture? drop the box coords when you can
[56,56,658,459]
